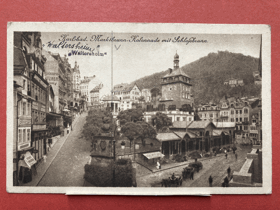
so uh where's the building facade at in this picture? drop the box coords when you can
[160,53,194,110]
[197,103,220,122]
[80,75,102,106]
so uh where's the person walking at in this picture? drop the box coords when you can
[227,166,231,175]
[190,169,194,180]
[208,176,213,187]
[224,176,229,187]
[235,153,238,160]
[225,153,228,159]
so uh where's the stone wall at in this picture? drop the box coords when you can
[230,145,262,187]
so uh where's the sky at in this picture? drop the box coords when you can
[41,32,261,95]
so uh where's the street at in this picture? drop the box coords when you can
[136,145,252,187]
[38,113,91,186]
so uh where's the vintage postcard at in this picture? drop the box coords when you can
[7,22,271,195]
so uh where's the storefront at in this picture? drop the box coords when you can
[31,125,48,162]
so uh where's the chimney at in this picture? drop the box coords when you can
[168,68,172,74]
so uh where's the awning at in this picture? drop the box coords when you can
[63,109,70,112]
[47,112,63,118]
[143,151,164,159]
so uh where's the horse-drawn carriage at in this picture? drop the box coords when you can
[161,174,182,187]
[182,166,194,179]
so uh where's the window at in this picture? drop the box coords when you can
[23,80,26,90]
[231,118,234,122]
[244,117,248,122]
[210,113,213,118]
[23,129,26,142]
[231,110,234,115]
[244,108,248,114]
[18,129,22,143]
[236,118,238,122]
[27,102,30,115]
[188,117,192,121]
[236,110,238,114]
[240,110,242,114]
[22,102,26,115]
[27,129,30,142]
[239,126,242,130]
[244,126,248,131]
[177,117,180,121]
[183,117,186,121]
[240,118,242,122]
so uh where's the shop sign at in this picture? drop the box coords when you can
[18,119,31,127]
[24,151,37,168]
[33,74,48,89]
[18,142,31,151]
[32,102,38,110]
[33,124,46,130]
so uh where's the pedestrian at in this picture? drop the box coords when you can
[227,167,231,175]
[208,175,213,187]
[225,153,228,159]
[224,176,229,187]
[190,169,194,180]
[235,153,238,160]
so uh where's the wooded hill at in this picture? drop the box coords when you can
[125,51,261,105]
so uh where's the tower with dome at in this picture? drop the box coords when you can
[160,53,194,111]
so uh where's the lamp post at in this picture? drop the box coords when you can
[112,123,121,187]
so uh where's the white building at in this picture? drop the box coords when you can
[80,75,102,105]
[113,83,142,111]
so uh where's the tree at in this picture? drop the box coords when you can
[138,96,145,103]
[82,109,113,142]
[136,121,157,145]
[121,122,143,159]
[117,108,144,126]
[151,112,173,132]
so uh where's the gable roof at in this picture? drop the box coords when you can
[213,122,235,128]
[187,120,215,129]
[163,68,191,79]
[173,131,197,139]
[156,132,181,142]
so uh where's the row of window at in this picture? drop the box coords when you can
[18,101,31,116]
[18,128,31,144]
[31,59,45,79]
[230,117,249,122]
[176,117,193,122]
[32,110,46,124]
[30,82,47,103]
[201,113,219,118]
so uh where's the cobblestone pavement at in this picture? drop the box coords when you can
[137,145,252,187]
[38,113,91,186]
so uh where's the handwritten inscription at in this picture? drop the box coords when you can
[115,45,121,50]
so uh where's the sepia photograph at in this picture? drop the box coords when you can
[7,22,271,195]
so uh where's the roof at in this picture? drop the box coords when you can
[101,95,120,101]
[14,46,27,70]
[90,86,100,93]
[213,122,236,128]
[172,121,192,129]
[187,120,215,129]
[156,133,181,142]
[173,131,197,139]
[213,130,229,136]
[163,68,191,79]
